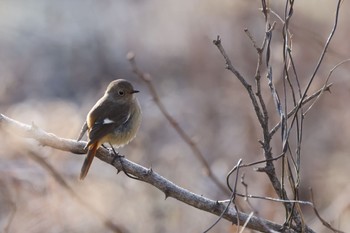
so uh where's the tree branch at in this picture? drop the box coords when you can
[213,36,266,130]
[127,52,229,195]
[0,113,299,233]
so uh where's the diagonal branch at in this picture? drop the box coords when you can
[26,150,126,233]
[0,113,300,233]
[310,189,346,233]
[127,52,229,195]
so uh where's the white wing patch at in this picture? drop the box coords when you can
[102,118,115,124]
[123,113,131,124]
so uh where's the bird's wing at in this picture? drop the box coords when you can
[77,121,88,141]
[86,98,131,147]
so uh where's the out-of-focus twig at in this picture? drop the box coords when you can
[304,59,350,115]
[126,52,229,195]
[3,200,16,233]
[310,189,346,233]
[26,150,126,233]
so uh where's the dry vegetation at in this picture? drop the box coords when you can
[0,1,350,232]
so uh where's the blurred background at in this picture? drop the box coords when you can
[0,0,350,232]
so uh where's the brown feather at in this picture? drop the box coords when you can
[80,142,99,180]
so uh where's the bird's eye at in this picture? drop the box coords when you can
[118,90,125,96]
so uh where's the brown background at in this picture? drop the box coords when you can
[0,0,349,232]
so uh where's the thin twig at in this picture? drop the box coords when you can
[304,59,350,115]
[288,0,342,132]
[213,36,265,129]
[240,174,277,233]
[269,83,332,137]
[274,3,343,227]
[310,189,345,233]
[221,192,312,206]
[244,25,273,132]
[240,174,255,211]
[239,212,255,233]
[280,1,305,228]
[203,159,242,233]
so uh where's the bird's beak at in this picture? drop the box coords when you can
[131,90,139,94]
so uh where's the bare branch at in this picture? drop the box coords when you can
[0,113,298,233]
[213,36,266,129]
[304,59,350,115]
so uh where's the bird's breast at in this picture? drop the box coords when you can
[103,101,141,147]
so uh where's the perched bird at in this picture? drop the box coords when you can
[77,79,141,180]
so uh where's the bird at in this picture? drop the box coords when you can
[77,79,141,180]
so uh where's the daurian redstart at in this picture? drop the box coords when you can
[77,79,141,180]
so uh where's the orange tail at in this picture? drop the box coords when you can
[80,142,99,180]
